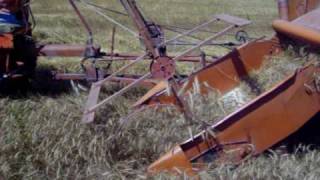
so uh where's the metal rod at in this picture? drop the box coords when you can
[169,79,195,125]
[162,24,235,37]
[54,73,156,87]
[119,0,158,57]
[110,26,116,60]
[81,0,139,38]
[173,25,235,61]
[163,26,203,42]
[82,1,128,16]
[111,26,116,53]
[97,56,216,63]
[69,0,94,43]
[94,53,147,86]
[87,72,152,113]
[161,17,218,47]
[167,41,238,46]
[200,51,207,68]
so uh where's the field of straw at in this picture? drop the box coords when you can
[1,0,320,179]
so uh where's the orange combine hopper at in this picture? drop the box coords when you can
[134,0,320,110]
[147,0,320,176]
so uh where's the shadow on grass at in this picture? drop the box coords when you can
[274,112,320,153]
[0,66,72,98]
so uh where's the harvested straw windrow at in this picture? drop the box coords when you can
[185,47,311,129]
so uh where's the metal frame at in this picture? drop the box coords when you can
[79,2,252,123]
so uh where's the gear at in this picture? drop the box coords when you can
[235,30,249,44]
[150,56,175,79]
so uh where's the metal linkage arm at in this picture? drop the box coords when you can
[82,73,151,123]
[120,0,159,57]
[69,0,96,54]
[173,25,235,61]
[95,54,147,86]
[82,0,139,38]
[82,54,148,123]
[87,72,151,114]
[161,17,218,47]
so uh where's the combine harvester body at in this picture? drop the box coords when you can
[148,0,320,176]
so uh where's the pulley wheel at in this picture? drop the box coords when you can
[150,56,175,79]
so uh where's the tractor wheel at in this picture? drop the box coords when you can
[0,35,37,92]
[11,35,37,78]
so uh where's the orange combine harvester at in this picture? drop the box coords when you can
[1,0,320,177]
[146,0,320,176]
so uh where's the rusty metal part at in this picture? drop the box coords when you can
[82,85,102,124]
[273,19,320,46]
[200,51,206,68]
[54,72,158,87]
[131,14,252,107]
[168,78,195,126]
[134,38,281,107]
[96,54,147,86]
[120,0,160,57]
[69,0,97,58]
[273,7,320,46]
[69,0,93,43]
[83,72,152,123]
[277,0,320,21]
[98,54,218,63]
[38,44,93,57]
[82,54,148,123]
[88,19,248,121]
[148,64,320,175]
[172,25,235,62]
[79,3,251,123]
[150,56,175,79]
[161,17,218,47]
[38,43,217,63]
[110,26,116,60]
[148,5,320,175]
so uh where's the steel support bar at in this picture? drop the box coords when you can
[82,0,139,37]
[119,0,158,57]
[69,0,94,42]
[173,25,235,61]
[38,44,88,57]
[39,44,215,62]
[55,73,157,87]
[98,54,217,63]
[82,85,102,123]
[161,17,218,47]
[95,53,147,86]
[86,72,152,113]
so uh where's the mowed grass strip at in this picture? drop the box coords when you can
[2,0,320,179]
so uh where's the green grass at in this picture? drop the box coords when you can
[1,0,320,179]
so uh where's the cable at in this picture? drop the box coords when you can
[81,0,128,16]
[79,0,139,38]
